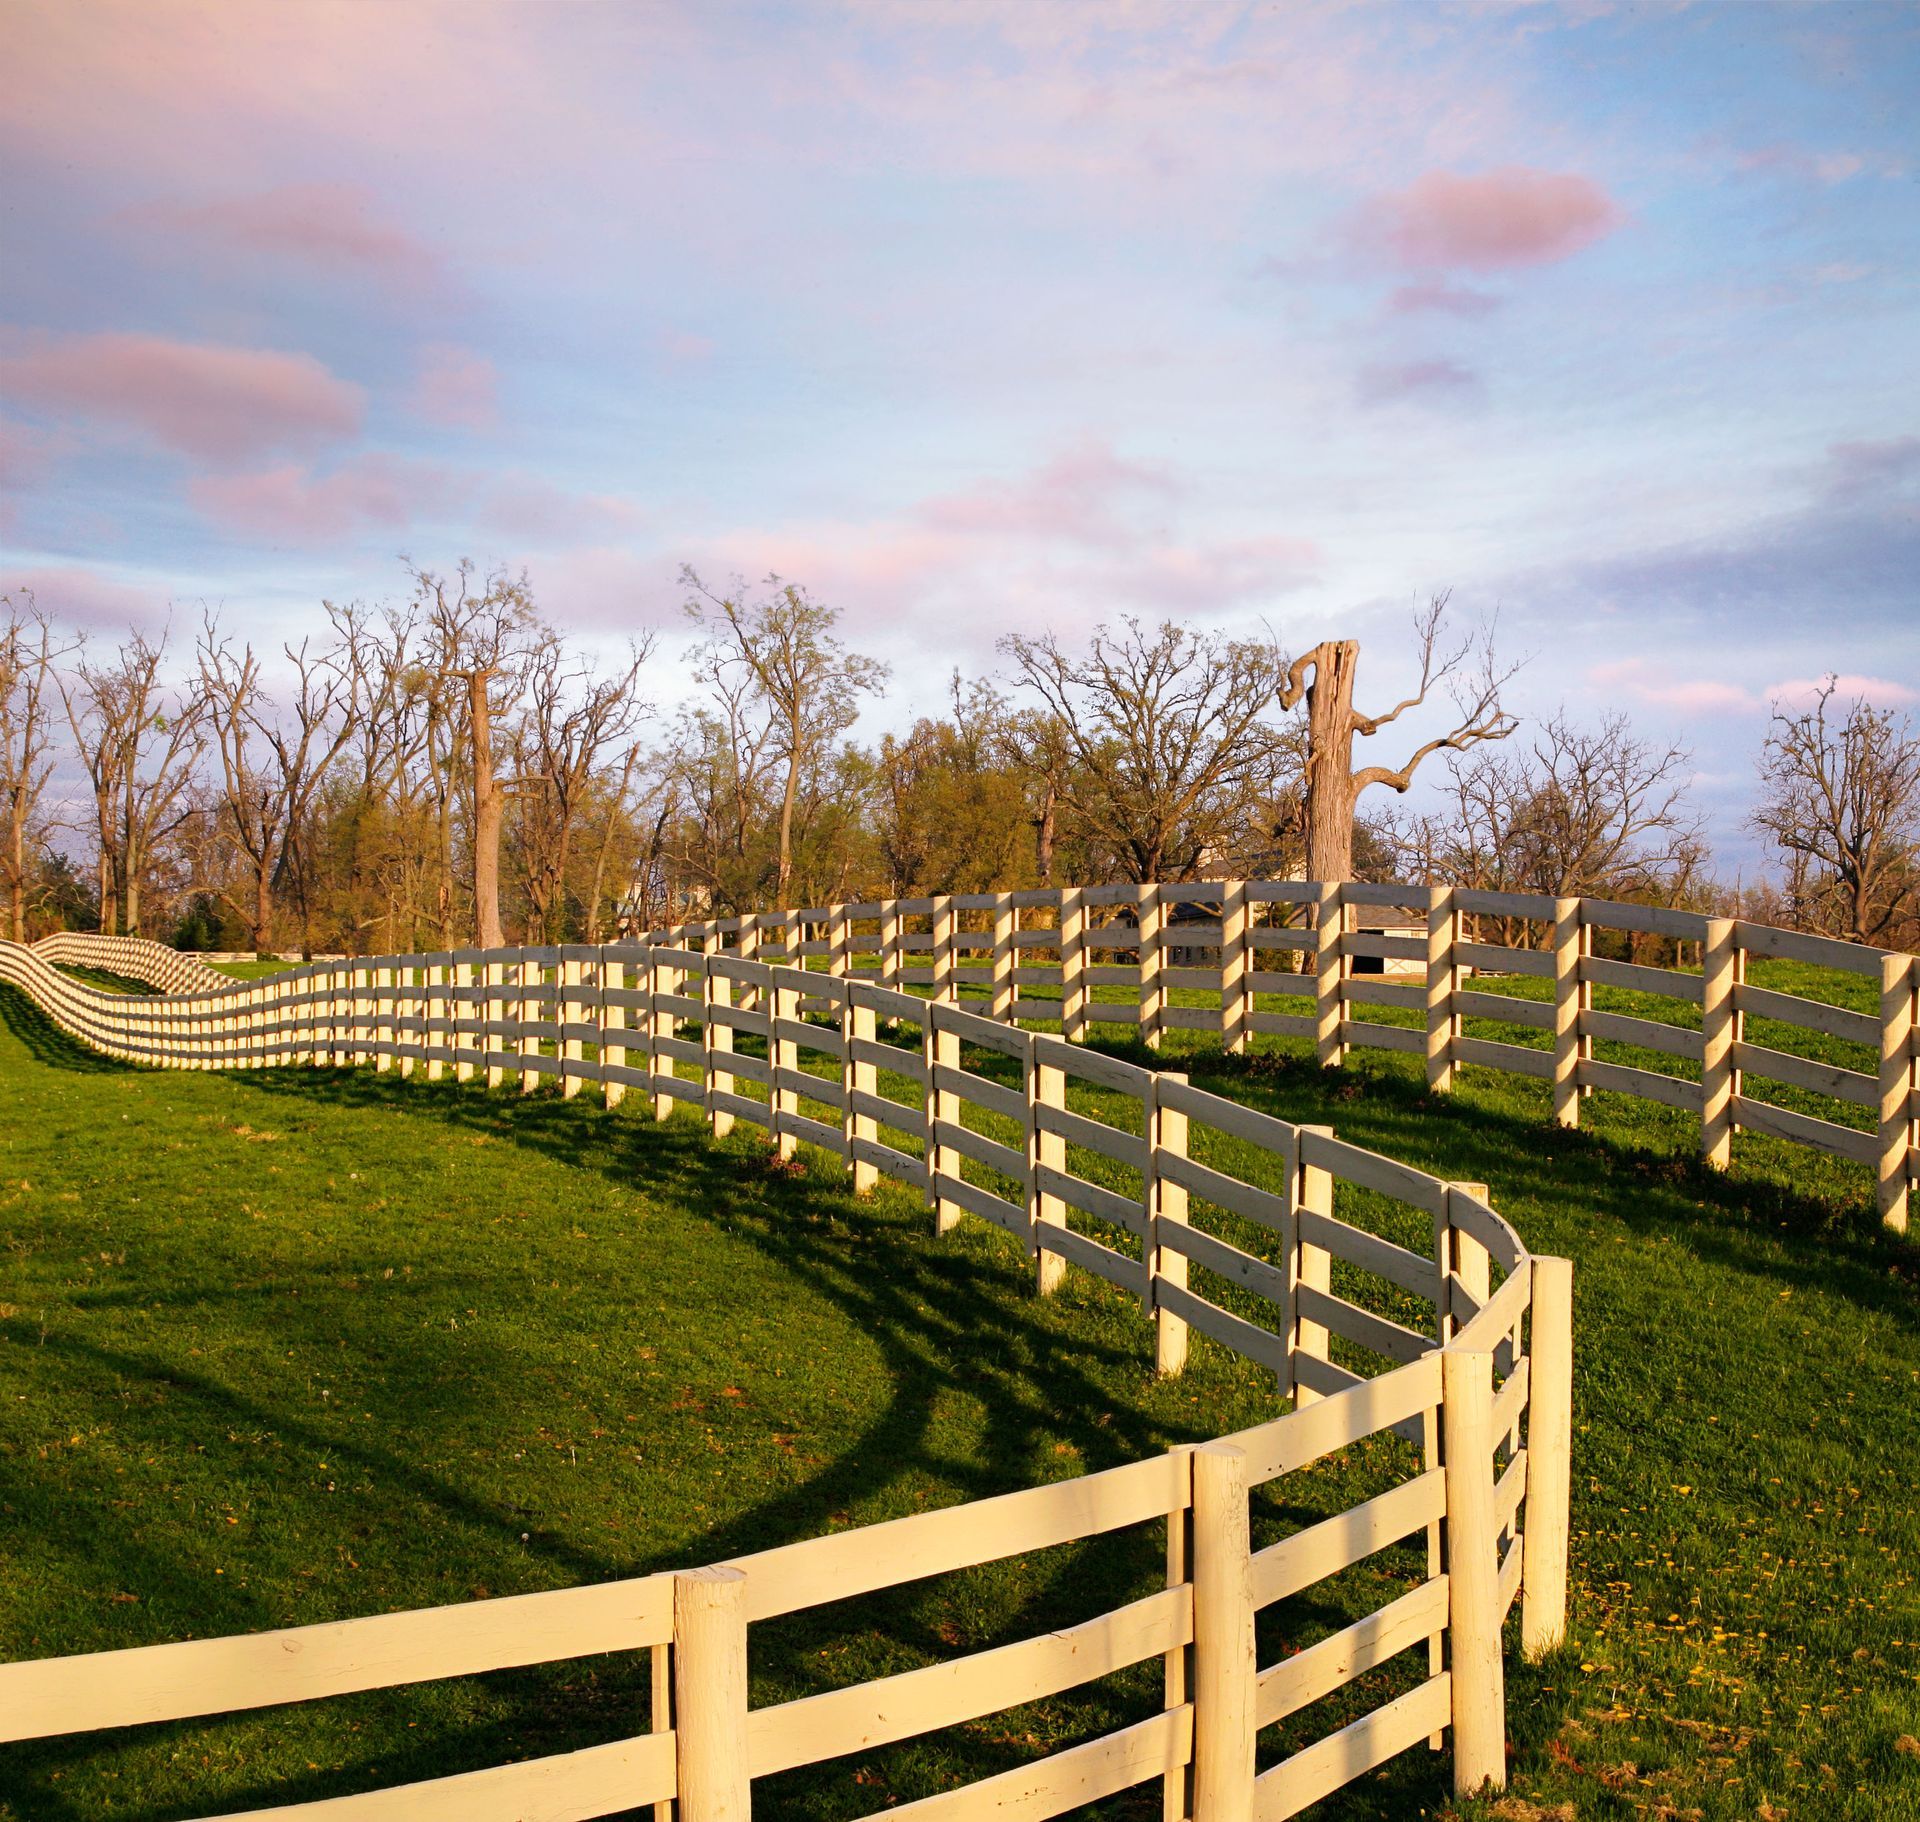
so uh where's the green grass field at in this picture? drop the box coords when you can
[1,961,1916,1820]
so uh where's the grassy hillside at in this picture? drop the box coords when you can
[0,977,1915,1820]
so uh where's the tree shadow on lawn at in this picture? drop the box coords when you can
[9,993,1910,1820]
[3,1008,1288,1818]
[1172,1041,1919,1334]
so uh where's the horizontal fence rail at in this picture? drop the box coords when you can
[19,882,1914,1237]
[12,862,1906,1815]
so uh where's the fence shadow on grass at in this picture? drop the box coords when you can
[0,980,128,1073]
[9,987,1907,1821]
[3,1004,1290,1818]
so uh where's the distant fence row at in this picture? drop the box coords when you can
[28,874,1920,1229]
[0,900,1582,1821]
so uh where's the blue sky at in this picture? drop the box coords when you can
[2,0,1916,863]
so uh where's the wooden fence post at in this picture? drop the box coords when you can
[1441,1183,1492,1349]
[374,964,393,1072]
[1880,952,1916,1234]
[926,1004,960,1233]
[1060,887,1088,1043]
[1033,1040,1067,1294]
[1190,1441,1255,1822]
[1138,883,1164,1051]
[1313,881,1344,1069]
[1152,1072,1190,1375]
[706,946,735,1141]
[1700,917,1737,1168]
[1426,886,1457,1094]
[1221,879,1253,1056]
[416,959,435,1075]
[879,899,903,993]
[602,952,627,1109]
[846,989,877,1193]
[518,951,540,1094]
[1441,1347,1506,1798]
[673,1565,751,1822]
[990,894,1016,1023]
[1521,1255,1575,1657]
[652,949,678,1124]
[771,969,799,1160]
[736,916,761,1016]
[452,956,474,1082]
[483,957,504,1089]
[559,954,583,1098]
[1163,1444,1196,1822]
[930,895,957,1005]
[1290,1125,1333,1403]
[1551,897,1581,1128]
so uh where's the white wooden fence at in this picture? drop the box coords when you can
[623,879,1913,1232]
[0,904,1582,1821]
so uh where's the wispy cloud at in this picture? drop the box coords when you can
[1766,673,1918,709]
[0,332,363,463]
[411,344,498,431]
[1356,358,1482,407]
[1387,280,1503,317]
[119,183,445,293]
[1,564,173,631]
[189,453,460,544]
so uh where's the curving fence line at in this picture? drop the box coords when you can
[31,927,236,998]
[640,879,1918,1230]
[0,908,1581,1821]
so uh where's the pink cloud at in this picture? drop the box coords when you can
[1092,535,1319,613]
[411,343,498,431]
[189,453,460,544]
[1356,358,1481,407]
[655,328,716,362]
[1588,659,1757,714]
[1357,167,1622,272]
[120,183,444,291]
[1388,280,1502,318]
[1768,673,1919,710]
[1736,144,1903,186]
[918,442,1180,548]
[484,475,644,543]
[0,332,363,463]
[2,564,172,630]
[676,443,1318,661]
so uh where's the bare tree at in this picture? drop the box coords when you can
[1752,680,1920,946]
[1279,594,1518,882]
[1428,712,1698,894]
[1000,617,1289,883]
[683,569,886,904]
[510,632,653,941]
[197,617,358,952]
[410,560,538,948]
[58,627,206,936]
[0,593,70,942]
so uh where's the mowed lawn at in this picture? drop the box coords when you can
[2,967,1918,1821]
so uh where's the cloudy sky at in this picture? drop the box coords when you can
[2,0,1916,864]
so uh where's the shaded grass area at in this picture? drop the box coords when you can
[1,966,1917,1819]
[50,963,157,997]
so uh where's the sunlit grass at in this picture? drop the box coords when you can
[2,953,1916,1820]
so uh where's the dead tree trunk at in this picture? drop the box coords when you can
[468,667,506,951]
[1295,640,1364,882]
[1281,600,1516,884]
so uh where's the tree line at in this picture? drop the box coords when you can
[2,565,1915,956]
